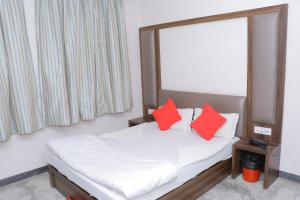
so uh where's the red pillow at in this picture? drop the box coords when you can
[152,99,181,130]
[190,103,226,140]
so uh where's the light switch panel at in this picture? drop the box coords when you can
[254,126,272,136]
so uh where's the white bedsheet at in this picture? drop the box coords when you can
[98,122,235,169]
[99,123,146,140]
[48,135,177,198]
[47,122,239,199]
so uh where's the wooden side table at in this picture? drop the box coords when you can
[231,140,280,189]
[128,116,154,127]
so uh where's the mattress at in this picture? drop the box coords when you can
[47,122,239,200]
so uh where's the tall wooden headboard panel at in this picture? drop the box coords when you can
[139,4,288,144]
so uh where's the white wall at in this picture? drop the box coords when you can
[160,17,248,96]
[1,0,300,181]
[0,0,142,180]
[140,0,300,176]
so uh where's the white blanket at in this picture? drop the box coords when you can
[99,123,146,140]
[176,137,232,168]
[48,135,177,199]
[97,123,233,170]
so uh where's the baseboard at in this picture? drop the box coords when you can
[279,171,300,183]
[0,166,48,188]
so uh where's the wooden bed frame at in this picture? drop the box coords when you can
[48,89,244,200]
[48,4,287,200]
[48,88,245,200]
[49,158,231,200]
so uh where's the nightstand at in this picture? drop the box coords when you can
[231,139,280,189]
[128,116,154,127]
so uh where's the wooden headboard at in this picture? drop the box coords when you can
[139,4,288,144]
[159,90,246,138]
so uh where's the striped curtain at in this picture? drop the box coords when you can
[0,0,131,142]
[36,0,132,124]
[0,0,44,142]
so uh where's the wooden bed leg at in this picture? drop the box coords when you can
[48,165,55,187]
[48,165,97,200]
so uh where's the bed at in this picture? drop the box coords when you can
[48,90,246,200]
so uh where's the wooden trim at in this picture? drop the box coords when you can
[231,140,280,189]
[139,29,158,116]
[263,144,280,189]
[274,4,288,144]
[231,145,242,178]
[159,159,231,200]
[251,122,276,145]
[139,5,288,144]
[139,29,146,116]
[48,165,96,200]
[48,165,55,187]
[140,4,284,31]
[154,29,162,104]
[246,16,254,140]
[232,139,274,155]
[49,158,231,200]
[128,116,154,127]
[245,4,288,145]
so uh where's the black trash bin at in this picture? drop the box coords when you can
[242,153,262,182]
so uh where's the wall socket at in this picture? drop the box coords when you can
[148,108,155,115]
[254,126,272,136]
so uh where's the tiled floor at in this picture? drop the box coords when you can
[0,173,63,200]
[0,172,300,200]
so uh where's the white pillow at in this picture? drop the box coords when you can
[171,108,194,132]
[194,108,203,119]
[216,113,239,139]
[194,108,239,139]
